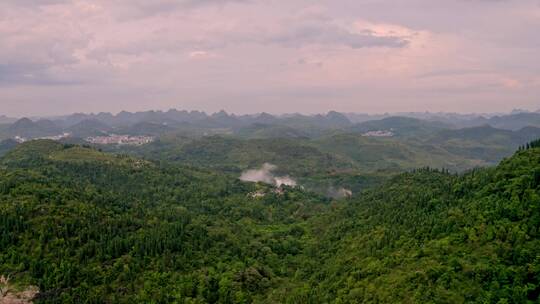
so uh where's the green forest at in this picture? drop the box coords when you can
[0,139,539,303]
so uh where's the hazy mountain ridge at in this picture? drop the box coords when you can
[0,110,354,141]
[1,118,63,139]
[1,110,539,193]
[0,115,17,124]
[65,119,113,138]
[2,110,540,141]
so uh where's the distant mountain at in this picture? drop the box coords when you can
[201,110,244,128]
[53,110,355,132]
[23,109,540,140]
[429,125,516,143]
[231,112,279,126]
[485,112,540,130]
[163,109,207,123]
[0,115,17,124]
[55,110,210,128]
[344,112,492,126]
[343,111,540,130]
[9,118,34,130]
[324,111,352,128]
[427,125,540,163]
[254,112,279,124]
[114,121,174,136]
[344,113,389,123]
[54,112,93,128]
[67,119,113,138]
[416,112,540,130]
[518,126,540,140]
[7,118,62,138]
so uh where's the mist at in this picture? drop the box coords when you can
[240,163,297,187]
[327,187,353,199]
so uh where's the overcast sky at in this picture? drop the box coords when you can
[1,0,539,116]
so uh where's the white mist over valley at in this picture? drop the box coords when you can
[239,163,297,187]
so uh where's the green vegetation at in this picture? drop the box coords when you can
[0,140,539,303]
[105,136,373,195]
[0,139,18,157]
[108,127,538,196]
[0,141,329,303]
[1,113,539,196]
[290,147,540,302]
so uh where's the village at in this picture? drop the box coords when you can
[85,134,155,145]
[13,133,72,143]
[362,130,394,137]
[11,133,154,146]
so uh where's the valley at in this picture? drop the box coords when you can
[1,110,539,198]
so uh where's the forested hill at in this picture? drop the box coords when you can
[293,142,540,303]
[0,141,329,303]
[1,140,540,303]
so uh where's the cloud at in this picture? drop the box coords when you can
[0,64,84,86]
[105,0,250,20]
[267,24,408,49]
[1,0,68,6]
[188,51,217,59]
[0,5,93,86]
[2,0,246,9]
[0,0,539,116]
[416,69,493,79]
[75,4,411,71]
[500,77,523,89]
[259,7,410,49]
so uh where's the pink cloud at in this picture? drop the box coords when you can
[0,0,539,116]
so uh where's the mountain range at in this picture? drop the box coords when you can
[1,110,540,141]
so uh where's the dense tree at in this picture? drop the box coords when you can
[0,140,539,303]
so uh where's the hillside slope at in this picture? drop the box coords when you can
[1,140,539,303]
[286,142,540,303]
[0,141,328,303]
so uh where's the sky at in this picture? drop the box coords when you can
[1,0,539,117]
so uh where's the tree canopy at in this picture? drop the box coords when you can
[1,140,539,303]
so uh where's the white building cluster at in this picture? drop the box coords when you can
[85,134,154,145]
[13,133,71,143]
[362,130,394,137]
